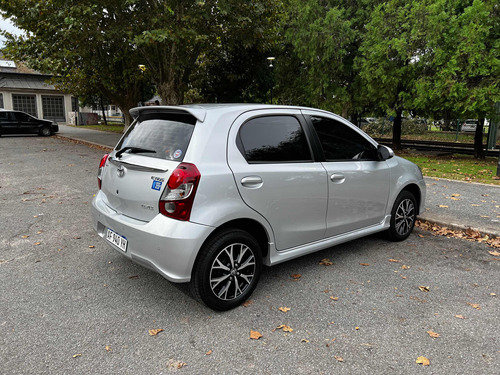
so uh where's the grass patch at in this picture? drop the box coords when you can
[398,150,500,185]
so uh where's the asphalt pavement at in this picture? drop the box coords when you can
[57,124,500,239]
[1,135,499,374]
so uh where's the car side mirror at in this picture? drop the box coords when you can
[377,145,394,161]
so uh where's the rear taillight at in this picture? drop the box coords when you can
[159,163,201,221]
[97,154,109,189]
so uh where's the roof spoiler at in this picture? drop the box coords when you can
[129,106,206,123]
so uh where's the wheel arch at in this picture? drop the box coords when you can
[401,183,422,215]
[192,218,270,277]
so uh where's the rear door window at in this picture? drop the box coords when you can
[237,115,313,163]
[116,112,196,161]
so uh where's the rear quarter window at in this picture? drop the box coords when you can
[116,112,196,161]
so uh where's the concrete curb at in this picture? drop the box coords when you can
[417,215,500,239]
[55,134,113,152]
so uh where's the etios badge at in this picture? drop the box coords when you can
[117,165,125,177]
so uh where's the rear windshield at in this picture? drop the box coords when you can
[116,112,196,161]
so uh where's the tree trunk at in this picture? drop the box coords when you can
[121,107,133,133]
[100,96,108,126]
[157,77,184,105]
[392,110,403,150]
[474,117,485,159]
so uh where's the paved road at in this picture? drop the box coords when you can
[1,135,499,374]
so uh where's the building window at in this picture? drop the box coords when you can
[0,93,3,108]
[71,97,79,112]
[12,94,37,117]
[42,95,65,122]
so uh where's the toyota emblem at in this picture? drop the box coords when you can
[117,165,125,177]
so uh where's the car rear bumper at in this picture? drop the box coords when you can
[91,191,214,282]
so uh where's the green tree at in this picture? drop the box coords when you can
[281,0,379,120]
[131,0,282,104]
[0,0,146,127]
[1,0,282,128]
[415,0,500,158]
[357,0,430,150]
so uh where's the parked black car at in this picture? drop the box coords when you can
[0,110,59,136]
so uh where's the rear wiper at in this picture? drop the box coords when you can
[115,146,156,158]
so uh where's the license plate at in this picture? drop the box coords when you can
[106,229,128,252]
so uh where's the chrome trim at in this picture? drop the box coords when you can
[108,157,168,173]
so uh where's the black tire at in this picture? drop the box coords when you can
[191,229,262,311]
[386,190,417,241]
[39,126,52,136]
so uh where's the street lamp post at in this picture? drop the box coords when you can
[267,57,275,104]
[138,64,146,106]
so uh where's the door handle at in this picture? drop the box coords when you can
[330,173,345,183]
[241,176,263,188]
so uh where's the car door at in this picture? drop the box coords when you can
[227,109,328,251]
[14,112,38,133]
[0,112,17,134]
[303,111,390,237]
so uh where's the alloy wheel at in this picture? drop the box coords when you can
[209,243,256,301]
[394,198,415,236]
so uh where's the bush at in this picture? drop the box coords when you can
[362,118,428,137]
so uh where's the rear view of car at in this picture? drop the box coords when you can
[92,104,425,311]
[461,119,478,132]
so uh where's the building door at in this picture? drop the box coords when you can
[42,96,65,122]
[12,94,37,117]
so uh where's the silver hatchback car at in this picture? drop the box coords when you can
[91,104,425,310]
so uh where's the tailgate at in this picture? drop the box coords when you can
[101,154,179,221]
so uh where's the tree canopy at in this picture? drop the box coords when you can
[1,0,498,155]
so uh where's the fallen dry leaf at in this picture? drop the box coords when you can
[334,355,344,362]
[250,330,263,340]
[148,328,164,336]
[105,346,112,352]
[355,326,360,330]
[278,307,291,313]
[401,265,410,270]
[454,314,466,319]
[330,296,339,301]
[388,259,400,263]
[88,245,95,249]
[438,205,448,208]
[419,286,430,292]
[427,330,440,338]
[205,350,212,356]
[451,193,461,197]
[34,242,41,246]
[242,300,253,307]
[490,293,497,297]
[416,356,430,366]
[166,359,187,370]
[72,354,82,358]
[418,234,425,238]
[301,339,310,343]
[319,258,333,266]
[291,274,302,280]
[467,302,480,310]
[21,235,29,239]
[359,263,370,266]
[275,324,293,332]
[488,250,500,256]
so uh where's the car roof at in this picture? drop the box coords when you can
[129,104,334,123]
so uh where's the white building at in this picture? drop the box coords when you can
[0,58,78,123]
